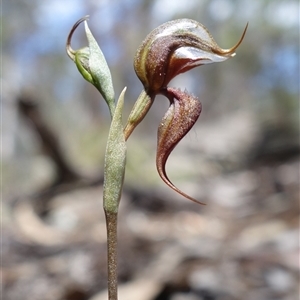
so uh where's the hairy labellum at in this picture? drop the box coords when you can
[156,87,205,204]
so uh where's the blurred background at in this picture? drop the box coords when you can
[2,1,299,300]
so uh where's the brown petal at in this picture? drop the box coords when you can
[134,19,248,93]
[156,87,205,205]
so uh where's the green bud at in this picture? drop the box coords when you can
[66,16,115,117]
[74,47,94,84]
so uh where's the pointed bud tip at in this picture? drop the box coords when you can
[66,16,90,60]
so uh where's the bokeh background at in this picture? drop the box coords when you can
[2,1,299,300]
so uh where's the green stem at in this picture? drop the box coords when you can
[102,89,126,300]
[124,89,154,140]
[105,211,119,300]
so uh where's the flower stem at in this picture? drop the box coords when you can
[102,89,126,300]
[124,90,154,140]
[105,210,118,300]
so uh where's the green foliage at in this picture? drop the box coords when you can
[103,88,126,213]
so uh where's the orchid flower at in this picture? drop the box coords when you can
[66,17,247,299]
[125,19,248,204]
